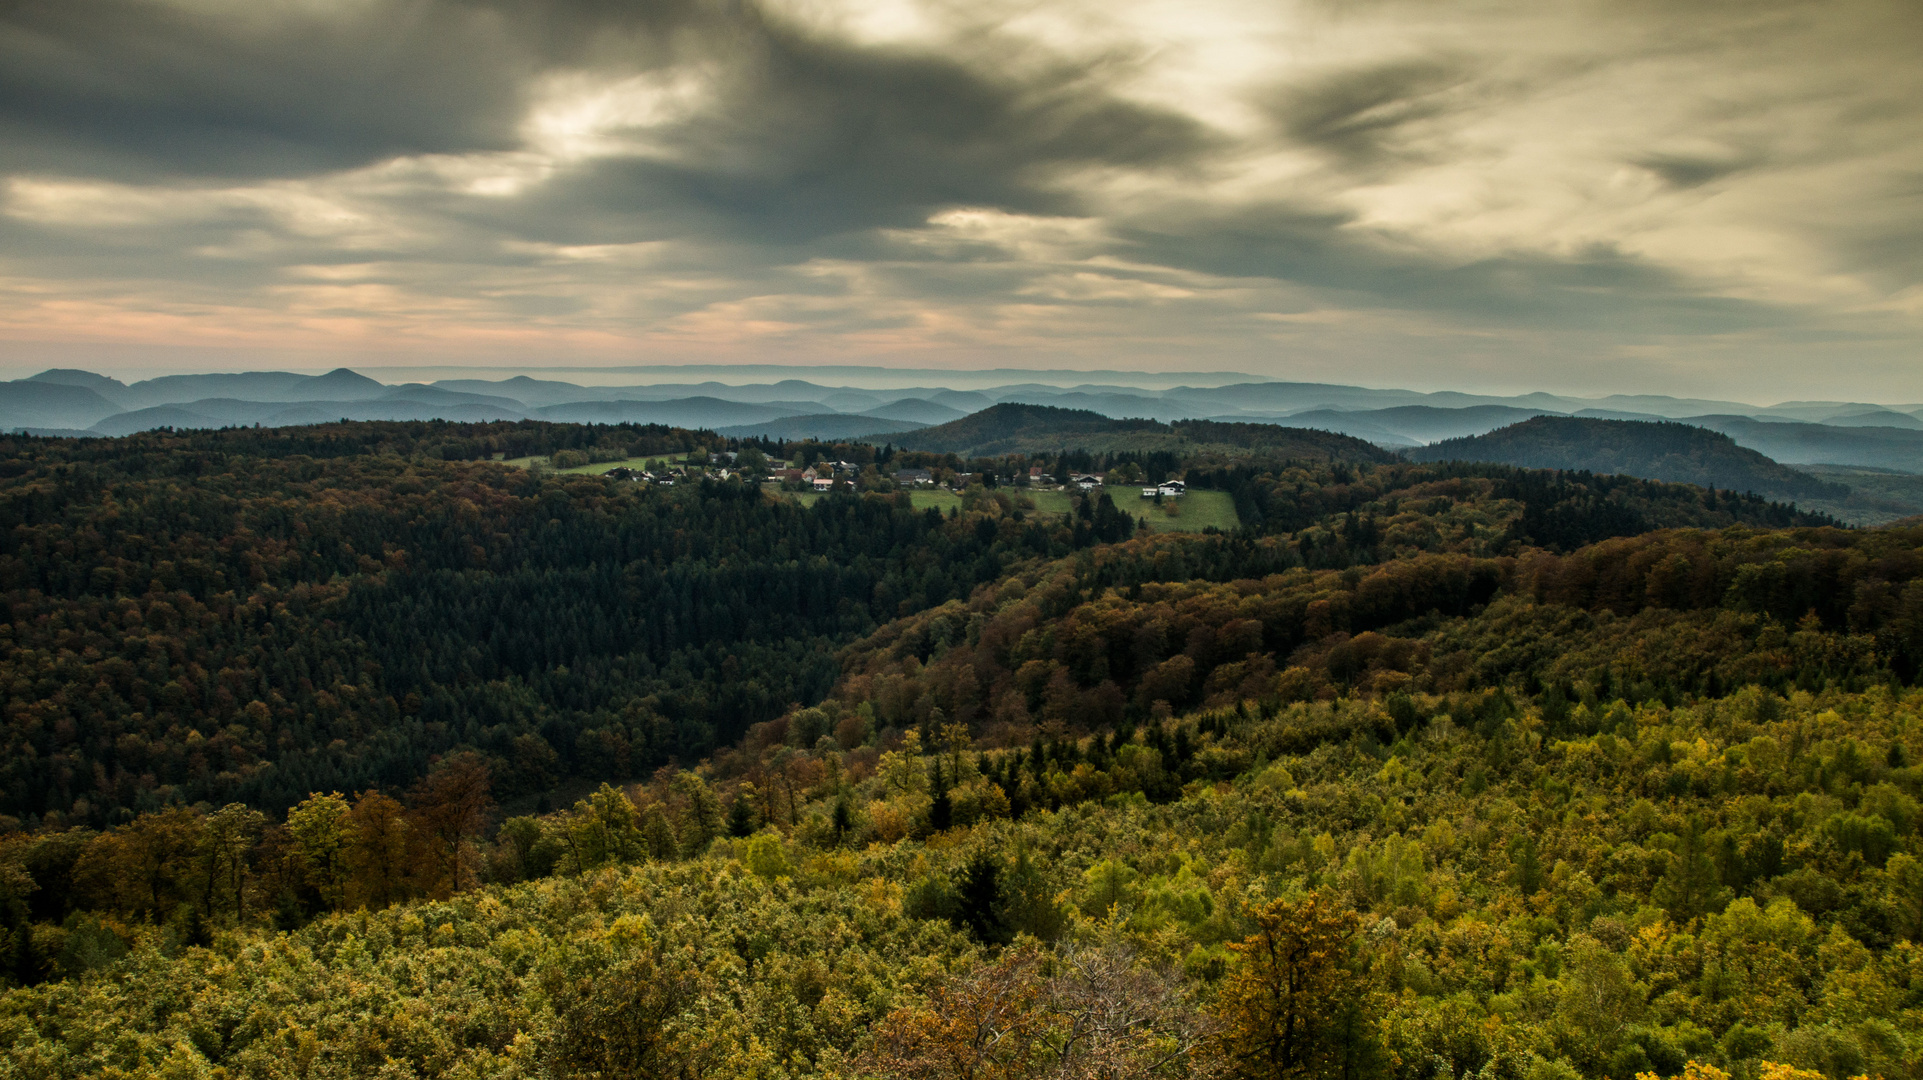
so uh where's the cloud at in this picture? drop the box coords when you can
[1269,57,1474,174]
[0,0,1921,399]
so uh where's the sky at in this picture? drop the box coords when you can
[0,0,1919,400]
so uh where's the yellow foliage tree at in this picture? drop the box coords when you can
[1214,893,1366,1079]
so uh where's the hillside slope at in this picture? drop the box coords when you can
[12,523,1923,1080]
[1408,416,1844,502]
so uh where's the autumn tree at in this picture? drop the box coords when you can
[869,944,1220,1080]
[543,943,703,1078]
[1214,893,1367,1080]
[671,772,723,857]
[72,807,202,921]
[408,753,494,895]
[345,790,411,909]
[866,947,1053,1080]
[286,792,351,911]
[563,784,642,872]
[197,803,264,923]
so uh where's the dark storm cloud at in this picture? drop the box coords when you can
[0,0,535,179]
[1269,58,1472,173]
[0,0,832,181]
[0,0,1211,199]
[2,0,1920,399]
[510,37,1216,248]
[1635,150,1757,190]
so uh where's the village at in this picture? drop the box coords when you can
[595,452,1186,499]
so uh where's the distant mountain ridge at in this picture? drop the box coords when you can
[0,381,123,430]
[9,366,1923,483]
[1407,416,1848,503]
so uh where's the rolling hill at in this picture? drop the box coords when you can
[13,365,1923,476]
[890,403,1160,454]
[1686,415,1923,473]
[1407,415,1846,502]
[0,380,124,430]
[888,403,1397,460]
[716,414,927,441]
[531,397,811,427]
[859,398,967,425]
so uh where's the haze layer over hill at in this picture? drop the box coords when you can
[11,365,1923,521]
[13,366,1923,472]
[1407,417,1850,504]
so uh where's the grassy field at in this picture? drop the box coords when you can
[784,489,961,511]
[558,457,675,476]
[506,456,684,474]
[1119,488,1240,533]
[781,485,1238,533]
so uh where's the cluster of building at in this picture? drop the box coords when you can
[602,466,697,485]
[766,460,860,491]
[598,455,1184,498]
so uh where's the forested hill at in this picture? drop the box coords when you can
[822,523,1923,745]
[1407,416,1846,502]
[891,402,1397,460]
[0,423,1143,821]
[888,403,1158,454]
[0,422,1838,824]
[7,419,1923,1080]
[1195,458,1834,558]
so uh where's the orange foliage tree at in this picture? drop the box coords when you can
[1214,893,1367,1080]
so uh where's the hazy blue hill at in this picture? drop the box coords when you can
[0,380,126,429]
[717,414,927,441]
[533,397,811,427]
[818,391,888,412]
[374,384,529,409]
[1687,415,1923,472]
[1282,404,1555,445]
[431,375,622,407]
[930,389,995,412]
[112,368,390,408]
[88,404,228,435]
[1408,415,1847,501]
[25,368,131,403]
[1821,409,1923,429]
[861,398,967,425]
[90,395,532,435]
[301,368,388,399]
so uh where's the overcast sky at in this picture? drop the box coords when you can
[1,0,1919,399]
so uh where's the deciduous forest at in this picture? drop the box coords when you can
[0,420,1908,1080]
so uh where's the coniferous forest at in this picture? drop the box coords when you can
[4,419,1919,1080]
